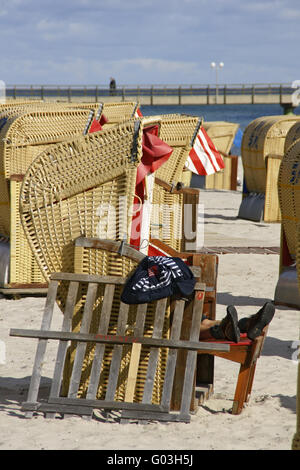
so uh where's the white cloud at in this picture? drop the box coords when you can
[281,7,300,19]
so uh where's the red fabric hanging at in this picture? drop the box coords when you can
[88,113,109,133]
[130,125,173,248]
[88,118,173,251]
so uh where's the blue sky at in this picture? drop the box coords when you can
[0,0,299,86]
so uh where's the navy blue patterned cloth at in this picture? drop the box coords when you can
[121,256,196,304]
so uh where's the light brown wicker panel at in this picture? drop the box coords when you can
[151,186,183,252]
[151,114,199,184]
[102,101,138,127]
[67,246,170,403]
[284,121,300,154]
[20,119,169,404]
[278,139,300,259]
[20,120,147,278]
[9,177,45,285]
[242,115,300,194]
[204,121,239,190]
[203,121,239,154]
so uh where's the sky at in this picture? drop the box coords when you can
[0,0,299,86]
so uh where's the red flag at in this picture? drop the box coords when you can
[135,107,143,118]
[86,113,109,134]
[185,126,224,176]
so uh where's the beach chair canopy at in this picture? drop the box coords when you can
[241,115,300,194]
[278,139,300,259]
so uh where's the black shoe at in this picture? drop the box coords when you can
[238,302,275,340]
[210,305,240,343]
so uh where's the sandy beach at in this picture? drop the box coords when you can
[0,160,299,451]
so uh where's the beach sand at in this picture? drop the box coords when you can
[0,160,299,451]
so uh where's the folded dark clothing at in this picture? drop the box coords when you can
[121,256,196,304]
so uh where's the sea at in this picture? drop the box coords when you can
[139,103,300,155]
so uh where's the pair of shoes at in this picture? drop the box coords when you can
[238,302,275,340]
[210,305,240,343]
[210,302,275,343]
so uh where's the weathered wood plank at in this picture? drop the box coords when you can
[22,279,59,418]
[105,302,130,401]
[124,304,148,402]
[179,287,205,417]
[10,329,229,352]
[86,283,115,400]
[48,396,168,412]
[121,409,190,423]
[161,299,185,409]
[74,237,145,264]
[50,272,127,285]
[68,282,98,398]
[21,401,93,417]
[46,280,80,418]
[142,298,168,404]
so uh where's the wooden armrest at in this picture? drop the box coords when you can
[219,151,238,159]
[154,177,199,195]
[266,153,284,161]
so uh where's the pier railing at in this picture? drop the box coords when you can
[5,83,297,106]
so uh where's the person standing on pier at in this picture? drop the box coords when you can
[109,77,116,96]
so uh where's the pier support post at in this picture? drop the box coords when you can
[281,103,297,115]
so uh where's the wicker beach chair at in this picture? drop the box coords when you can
[275,139,300,307]
[19,118,175,404]
[239,115,300,222]
[284,121,300,154]
[0,106,103,291]
[274,139,300,308]
[203,121,239,191]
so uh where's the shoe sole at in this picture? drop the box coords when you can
[226,305,240,343]
[247,302,275,340]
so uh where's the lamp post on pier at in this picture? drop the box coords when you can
[210,61,224,104]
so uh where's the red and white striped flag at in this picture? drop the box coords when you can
[135,107,143,118]
[185,126,224,176]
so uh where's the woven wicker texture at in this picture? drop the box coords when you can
[20,119,147,278]
[151,186,183,252]
[0,106,100,238]
[284,121,300,155]
[278,139,300,259]
[0,107,99,178]
[180,169,192,187]
[0,101,103,123]
[9,177,45,285]
[203,121,239,154]
[0,104,99,283]
[20,119,169,403]
[60,267,170,403]
[0,101,141,284]
[152,114,199,184]
[205,154,234,190]
[264,155,283,222]
[242,115,300,194]
[102,101,138,127]
[204,121,239,190]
